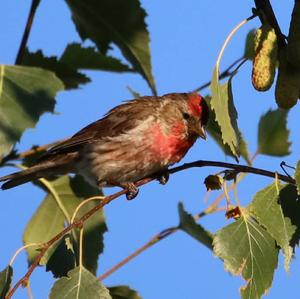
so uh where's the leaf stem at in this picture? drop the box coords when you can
[215,15,256,74]
[15,0,41,65]
[39,178,71,223]
[193,57,245,92]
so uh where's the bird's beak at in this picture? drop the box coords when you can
[194,125,207,140]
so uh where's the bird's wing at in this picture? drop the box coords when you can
[43,97,161,157]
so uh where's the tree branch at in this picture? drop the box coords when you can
[15,0,41,65]
[5,157,295,298]
[254,0,286,48]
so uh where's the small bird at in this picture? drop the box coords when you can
[0,92,209,199]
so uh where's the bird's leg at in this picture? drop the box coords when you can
[119,182,139,200]
[156,171,169,185]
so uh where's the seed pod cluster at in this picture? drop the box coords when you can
[275,49,300,109]
[275,0,300,109]
[287,0,300,68]
[252,24,278,91]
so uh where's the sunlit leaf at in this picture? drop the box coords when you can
[178,202,213,250]
[249,183,296,271]
[109,285,142,299]
[65,0,156,94]
[258,109,290,156]
[210,72,241,159]
[49,266,112,299]
[0,266,13,299]
[294,160,300,195]
[213,213,278,299]
[206,96,250,163]
[0,65,63,159]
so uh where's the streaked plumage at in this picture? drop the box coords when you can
[0,92,209,198]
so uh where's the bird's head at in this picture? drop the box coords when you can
[181,92,209,140]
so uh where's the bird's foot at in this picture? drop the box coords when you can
[157,171,169,185]
[120,182,139,200]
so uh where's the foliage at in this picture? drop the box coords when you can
[0,1,300,299]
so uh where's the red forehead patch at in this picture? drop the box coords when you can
[187,93,203,117]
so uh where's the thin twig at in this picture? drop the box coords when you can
[5,158,294,298]
[99,226,178,281]
[193,57,245,92]
[15,0,41,64]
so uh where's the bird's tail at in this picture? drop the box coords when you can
[0,164,52,190]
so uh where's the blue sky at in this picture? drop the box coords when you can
[1,1,300,298]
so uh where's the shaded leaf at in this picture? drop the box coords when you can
[109,285,142,299]
[0,65,63,159]
[178,202,213,250]
[249,183,296,271]
[278,184,300,248]
[294,160,300,195]
[213,213,278,299]
[46,235,76,278]
[0,266,13,299]
[49,266,112,299]
[210,74,241,160]
[244,29,256,60]
[22,49,90,90]
[23,175,107,277]
[258,109,290,156]
[65,0,156,94]
[61,43,133,72]
[204,174,223,190]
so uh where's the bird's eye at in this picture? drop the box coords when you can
[183,112,190,120]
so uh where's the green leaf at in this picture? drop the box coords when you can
[210,73,241,159]
[126,86,141,98]
[65,0,156,94]
[109,285,142,299]
[294,160,300,195]
[49,266,112,299]
[0,266,13,299]
[249,183,297,271]
[244,29,256,60]
[46,235,76,278]
[277,184,300,248]
[22,49,90,90]
[213,213,278,299]
[0,65,64,160]
[258,109,290,156]
[61,43,133,73]
[206,96,251,164]
[23,175,107,277]
[178,202,213,250]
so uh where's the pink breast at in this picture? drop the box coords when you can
[150,123,195,164]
